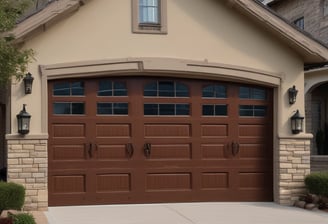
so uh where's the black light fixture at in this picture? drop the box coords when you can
[291,110,304,134]
[288,85,298,105]
[16,104,31,135]
[23,72,34,94]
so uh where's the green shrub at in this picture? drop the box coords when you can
[10,213,35,224]
[0,182,25,215]
[304,172,328,197]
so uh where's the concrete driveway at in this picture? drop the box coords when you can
[44,203,328,224]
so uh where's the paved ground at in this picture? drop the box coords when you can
[44,202,328,224]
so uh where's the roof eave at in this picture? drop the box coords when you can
[11,0,89,43]
[230,0,328,64]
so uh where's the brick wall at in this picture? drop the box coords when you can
[276,138,311,205]
[270,0,326,44]
[6,136,48,211]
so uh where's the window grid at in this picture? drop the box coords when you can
[98,80,127,96]
[144,81,189,97]
[202,84,227,98]
[97,102,129,115]
[53,82,84,96]
[53,102,85,115]
[239,105,267,117]
[202,104,228,116]
[239,87,266,100]
[144,103,190,116]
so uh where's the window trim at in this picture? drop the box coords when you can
[132,0,167,34]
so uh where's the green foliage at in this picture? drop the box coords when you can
[0,0,31,32]
[9,213,35,224]
[0,0,34,86]
[304,172,328,197]
[0,182,25,216]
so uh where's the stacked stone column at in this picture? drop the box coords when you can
[6,135,48,211]
[276,137,311,205]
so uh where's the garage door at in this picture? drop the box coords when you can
[48,77,273,206]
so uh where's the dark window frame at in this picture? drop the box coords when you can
[293,17,304,30]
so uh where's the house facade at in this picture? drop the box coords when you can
[268,0,328,171]
[3,0,328,210]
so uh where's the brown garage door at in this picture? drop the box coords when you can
[48,77,273,206]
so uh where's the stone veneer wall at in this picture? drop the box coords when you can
[276,137,311,205]
[6,135,48,211]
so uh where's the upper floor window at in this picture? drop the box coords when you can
[132,0,167,34]
[293,17,304,30]
[324,0,328,16]
[139,0,159,24]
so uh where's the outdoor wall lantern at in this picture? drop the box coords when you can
[23,72,34,94]
[291,110,304,134]
[16,104,31,135]
[288,85,298,105]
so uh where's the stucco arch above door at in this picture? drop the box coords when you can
[40,57,282,132]
[305,67,328,94]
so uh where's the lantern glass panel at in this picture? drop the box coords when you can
[22,117,30,131]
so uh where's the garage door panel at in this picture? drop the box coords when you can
[201,124,228,137]
[238,172,272,189]
[96,173,131,192]
[52,124,86,138]
[144,124,191,137]
[201,144,228,159]
[148,144,191,160]
[239,124,267,137]
[96,124,131,138]
[52,144,87,161]
[239,144,267,159]
[146,173,192,191]
[96,144,130,160]
[52,174,86,193]
[201,172,229,189]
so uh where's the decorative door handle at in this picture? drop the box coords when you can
[232,141,239,156]
[88,143,93,158]
[144,143,151,158]
[126,143,134,158]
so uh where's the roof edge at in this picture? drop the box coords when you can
[230,0,328,63]
[11,0,90,43]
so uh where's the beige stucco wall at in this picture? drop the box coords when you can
[11,0,305,138]
[305,68,328,94]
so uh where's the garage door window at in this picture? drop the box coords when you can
[239,105,267,117]
[53,81,84,96]
[97,102,128,115]
[144,103,190,115]
[203,104,228,116]
[98,80,127,96]
[144,81,189,97]
[53,102,85,115]
[202,84,226,98]
[239,87,266,100]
